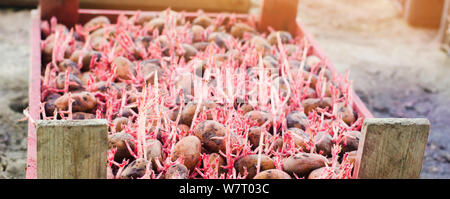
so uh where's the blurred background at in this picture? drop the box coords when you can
[0,0,449,178]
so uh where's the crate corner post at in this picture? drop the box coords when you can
[40,0,79,27]
[353,118,430,179]
[258,0,300,34]
[36,119,109,179]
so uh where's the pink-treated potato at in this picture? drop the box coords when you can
[171,136,202,171]
[193,15,213,28]
[120,158,149,179]
[54,91,97,112]
[302,97,332,116]
[112,117,129,133]
[234,154,276,179]
[72,112,95,120]
[165,164,189,179]
[193,120,226,153]
[267,31,293,45]
[286,110,308,130]
[55,73,82,91]
[84,16,110,32]
[314,131,333,157]
[254,169,291,179]
[244,110,273,127]
[282,152,327,177]
[112,56,136,81]
[146,139,163,169]
[230,23,256,38]
[108,131,136,164]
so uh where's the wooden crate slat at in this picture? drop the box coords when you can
[25,9,41,179]
[353,118,430,179]
[0,0,251,13]
[36,119,108,179]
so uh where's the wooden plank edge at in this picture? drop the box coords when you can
[353,118,430,179]
[26,8,41,179]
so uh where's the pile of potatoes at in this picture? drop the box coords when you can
[40,9,362,179]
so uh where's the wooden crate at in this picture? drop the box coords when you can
[27,0,429,179]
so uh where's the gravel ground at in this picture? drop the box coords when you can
[0,0,449,178]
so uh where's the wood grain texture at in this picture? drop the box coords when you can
[4,0,251,13]
[37,119,108,179]
[353,118,430,179]
[259,0,299,34]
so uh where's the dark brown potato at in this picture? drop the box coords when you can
[57,59,81,76]
[72,112,95,120]
[334,102,356,125]
[267,31,293,46]
[146,139,163,169]
[94,81,122,97]
[338,131,360,154]
[302,97,332,116]
[120,158,149,179]
[41,35,71,65]
[44,93,61,115]
[286,110,308,130]
[177,124,190,133]
[113,56,136,81]
[244,110,273,127]
[84,16,110,32]
[112,117,129,132]
[54,91,97,112]
[165,164,189,179]
[248,126,263,150]
[230,23,256,38]
[69,50,102,72]
[234,154,276,179]
[207,153,226,174]
[286,128,310,152]
[171,136,202,170]
[108,131,136,164]
[140,61,163,84]
[193,15,213,28]
[314,131,333,157]
[193,120,226,153]
[179,101,218,126]
[253,169,291,179]
[55,73,82,91]
[282,152,327,177]
[272,138,283,152]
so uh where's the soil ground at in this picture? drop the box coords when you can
[0,0,449,178]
